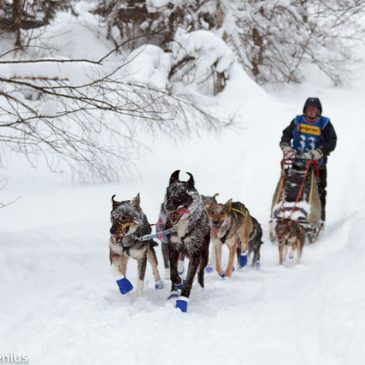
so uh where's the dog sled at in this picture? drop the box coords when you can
[269,158,323,244]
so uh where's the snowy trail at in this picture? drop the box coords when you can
[1,47,365,365]
[1,217,360,365]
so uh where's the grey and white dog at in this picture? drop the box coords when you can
[161,170,210,312]
[109,194,163,296]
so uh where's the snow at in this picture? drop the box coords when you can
[1,5,365,365]
[173,28,235,75]
[121,45,172,89]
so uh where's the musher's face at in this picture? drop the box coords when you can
[305,105,319,120]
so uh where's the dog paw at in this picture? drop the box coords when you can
[218,271,225,278]
[116,277,133,295]
[167,290,178,300]
[284,255,296,268]
[239,252,248,268]
[176,296,189,313]
[255,261,261,271]
[205,264,214,274]
[175,280,185,290]
[154,280,164,290]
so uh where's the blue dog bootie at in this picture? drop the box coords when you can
[175,279,185,290]
[155,280,164,290]
[239,252,248,268]
[255,260,261,271]
[116,277,133,295]
[167,290,179,300]
[176,296,189,313]
[205,264,214,274]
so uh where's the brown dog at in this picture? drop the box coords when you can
[275,218,306,265]
[206,199,261,277]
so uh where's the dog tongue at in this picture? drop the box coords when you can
[172,207,189,222]
[212,226,220,235]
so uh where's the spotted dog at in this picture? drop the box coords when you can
[109,194,163,295]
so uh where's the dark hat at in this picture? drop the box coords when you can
[303,97,322,114]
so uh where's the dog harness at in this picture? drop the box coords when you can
[137,227,176,242]
[231,207,249,217]
[219,207,249,243]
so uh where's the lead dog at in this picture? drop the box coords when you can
[159,193,219,278]
[275,218,305,265]
[109,194,163,295]
[161,170,210,312]
[206,199,263,277]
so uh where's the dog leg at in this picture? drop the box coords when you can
[253,245,261,269]
[238,225,251,268]
[177,253,200,312]
[279,243,284,265]
[224,240,236,277]
[296,239,303,264]
[239,230,250,253]
[168,247,182,297]
[198,234,210,288]
[214,242,224,276]
[161,243,170,279]
[110,253,133,294]
[110,253,127,276]
[147,247,164,289]
[205,241,215,274]
[178,253,185,276]
[236,243,241,268]
[135,253,147,296]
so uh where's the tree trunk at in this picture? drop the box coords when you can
[12,0,24,48]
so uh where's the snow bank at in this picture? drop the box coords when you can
[121,45,171,89]
[0,60,94,85]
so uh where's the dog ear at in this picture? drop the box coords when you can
[186,172,195,188]
[111,194,121,209]
[132,193,141,209]
[213,193,219,201]
[169,170,180,185]
[224,199,232,211]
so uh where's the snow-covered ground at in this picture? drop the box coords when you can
[1,6,365,365]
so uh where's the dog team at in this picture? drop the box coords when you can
[109,170,305,312]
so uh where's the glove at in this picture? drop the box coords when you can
[303,148,323,160]
[281,144,296,159]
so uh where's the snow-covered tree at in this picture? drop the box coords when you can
[227,0,365,84]
[93,0,226,50]
[0,0,73,48]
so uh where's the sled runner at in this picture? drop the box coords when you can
[269,158,323,244]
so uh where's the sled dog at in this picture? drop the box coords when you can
[161,170,210,312]
[206,199,263,276]
[275,218,305,265]
[109,194,163,295]
[160,193,218,278]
